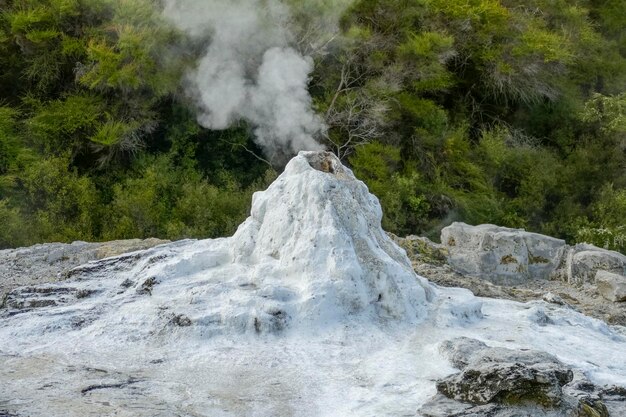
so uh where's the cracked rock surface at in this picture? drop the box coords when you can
[0,238,169,303]
[419,337,624,417]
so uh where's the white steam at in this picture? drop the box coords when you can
[163,0,330,162]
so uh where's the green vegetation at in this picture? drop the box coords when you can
[324,0,626,251]
[0,0,624,254]
[0,0,273,248]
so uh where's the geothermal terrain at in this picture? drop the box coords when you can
[1,152,625,417]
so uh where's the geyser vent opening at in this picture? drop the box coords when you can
[304,151,342,175]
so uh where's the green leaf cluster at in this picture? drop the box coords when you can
[322,0,626,250]
[0,0,625,256]
[0,0,274,248]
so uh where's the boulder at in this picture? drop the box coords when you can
[440,223,626,287]
[595,270,626,302]
[441,223,566,285]
[436,338,573,407]
[559,244,626,285]
[419,337,622,417]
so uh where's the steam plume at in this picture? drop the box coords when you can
[163,0,338,163]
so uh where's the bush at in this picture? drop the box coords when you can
[18,155,100,242]
[0,200,31,249]
[103,156,271,240]
[576,185,626,253]
[350,142,429,235]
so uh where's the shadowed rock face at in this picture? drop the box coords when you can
[420,337,623,417]
[437,338,573,407]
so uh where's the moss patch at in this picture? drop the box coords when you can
[529,254,550,264]
[501,255,519,265]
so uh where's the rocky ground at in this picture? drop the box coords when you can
[0,239,169,304]
[391,234,626,327]
[0,231,624,416]
[390,231,626,416]
[2,235,625,417]
[415,261,626,326]
[1,234,624,327]
[1,153,624,417]
[2,232,623,328]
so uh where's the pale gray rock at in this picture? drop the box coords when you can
[542,292,567,306]
[393,232,626,325]
[0,239,169,303]
[441,223,566,285]
[559,244,626,286]
[420,337,621,417]
[440,223,626,288]
[436,338,573,407]
[595,270,626,302]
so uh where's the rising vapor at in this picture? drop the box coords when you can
[163,0,338,163]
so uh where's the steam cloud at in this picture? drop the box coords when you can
[163,0,332,162]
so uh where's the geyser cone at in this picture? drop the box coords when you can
[1,152,432,344]
[231,151,433,326]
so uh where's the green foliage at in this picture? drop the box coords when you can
[79,24,179,96]
[0,0,625,256]
[350,142,429,234]
[4,0,86,92]
[475,128,560,228]
[582,93,626,134]
[18,155,99,242]
[103,155,271,240]
[575,185,626,254]
[397,31,455,92]
[75,0,182,96]
[325,0,626,252]
[90,119,140,146]
[0,200,31,249]
[0,0,273,248]
[27,94,104,151]
[0,107,21,175]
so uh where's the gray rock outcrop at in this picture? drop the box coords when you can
[392,233,626,324]
[419,337,623,417]
[0,239,169,303]
[441,223,626,289]
[595,271,626,302]
[559,244,626,286]
[441,223,566,285]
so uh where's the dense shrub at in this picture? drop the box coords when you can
[0,0,624,255]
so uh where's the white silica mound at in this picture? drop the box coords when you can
[230,151,433,325]
[0,151,625,417]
